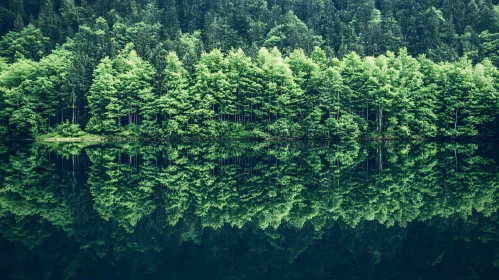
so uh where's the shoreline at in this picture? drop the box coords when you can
[0,136,494,143]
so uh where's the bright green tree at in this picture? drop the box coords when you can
[156,52,192,137]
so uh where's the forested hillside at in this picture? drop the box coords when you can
[1,0,499,139]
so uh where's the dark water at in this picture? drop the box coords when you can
[0,141,498,280]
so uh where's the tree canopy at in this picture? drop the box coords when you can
[0,1,498,139]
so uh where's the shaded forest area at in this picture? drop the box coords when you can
[1,0,499,139]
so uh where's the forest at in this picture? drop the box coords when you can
[0,141,499,278]
[1,0,499,139]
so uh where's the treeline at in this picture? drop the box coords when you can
[2,1,499,62]
[1,44,499,139]
[1,1,499,139]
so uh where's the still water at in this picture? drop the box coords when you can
[0,141,498,279]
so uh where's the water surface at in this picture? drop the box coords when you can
[0,141,498,279]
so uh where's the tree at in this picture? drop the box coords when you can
[156,52,192,137]
[189,49,231,137]
[68,17,112,126]
[338,52,369,131]
[438,58,480,137]
[34,45,73,130]
[204,14,242,52]
[286,49,320,137]
[477,31,499,67]
[0,44,72,137]
[222,48,262,135]
[0,24,50,63]
[1,0,499,139]
[86,57,120,134]
[37,0,62,44]
[263,11,323,55]
[87,44,155,137]
[309,66,348,138]
[256,47,303,137]
[113,44,156,136]
[166,31,204,72]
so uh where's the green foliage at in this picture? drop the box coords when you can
[1,0,499,64]
[86,45,156,137]
[263,11,323,55]
[0,46,73,137]
[53,120,85,137]
[0,141,498,278]
[0,24,50,63]
[0,1,498,139]
[1,141,498,236]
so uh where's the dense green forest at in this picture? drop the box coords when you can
[1,0,499,139]
[1,141,499,278]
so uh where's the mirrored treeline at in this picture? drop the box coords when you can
[0,141,498,279]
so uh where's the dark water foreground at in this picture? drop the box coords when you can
[0,141,498,280]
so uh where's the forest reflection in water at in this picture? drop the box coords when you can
[0,141,498,280]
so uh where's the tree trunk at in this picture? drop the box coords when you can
[72,97,76,124]
[379,107,383,135]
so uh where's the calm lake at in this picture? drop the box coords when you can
[0,141,498,279]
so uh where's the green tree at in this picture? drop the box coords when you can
[189,49,231,137]
[113,44,156,136]
[263,11,323,55]
[0,46,72,137]
[256,48,303,137]
[156,52,192,137]
[0,24,50,63]
[86,57,120,134]
[438,59,480,137]
[222,48,263,136]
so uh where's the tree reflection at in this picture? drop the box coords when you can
[0,141,498,279]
